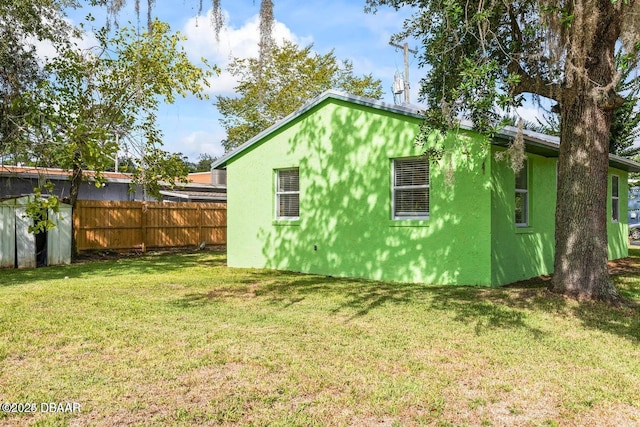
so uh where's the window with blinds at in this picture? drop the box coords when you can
[612,175,619,223]
[392,157,429,219]
[515,160,529,227]
[276,168,299,219]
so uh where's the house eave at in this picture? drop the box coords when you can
[211,90,640,174]
[494,126,640,173]
[158,190,227,202]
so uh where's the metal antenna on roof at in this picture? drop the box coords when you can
[389,41,417,104]
[392,71,404,105]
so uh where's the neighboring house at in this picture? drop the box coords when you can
[0,166,143,201]
[161,170,227,202]
[213,90,640,286]
[188,169,227,185]
[0,166,226,203]
[159,183,227,202]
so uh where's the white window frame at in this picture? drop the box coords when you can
[515,159,529,227]
[392,157,430,220]
[275,168,299,220]
[611,175,620,223]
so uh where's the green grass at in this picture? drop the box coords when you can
[1,249,639,426]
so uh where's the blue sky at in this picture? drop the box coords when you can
[66,1,541,162]
[60,1,427,161]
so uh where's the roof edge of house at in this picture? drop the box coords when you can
[158,190,227,201]
[212,89,640,173]
[1,165,231,186]
[0,165,135,183]
[211,90,424,169]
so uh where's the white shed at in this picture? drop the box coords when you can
[0,196,72,268]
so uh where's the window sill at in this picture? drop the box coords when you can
[388,219,430,227]
[515,226,534,234]
[273,219,300,226]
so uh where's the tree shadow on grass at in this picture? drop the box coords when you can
[436,276,640,342]
[0,250,227,287]
[174,270,546,338]
[173,265,640,343]
[174,269,540,333]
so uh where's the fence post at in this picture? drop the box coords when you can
[141,202,147,253]
[197,204,203,245]
[72,203,80,256]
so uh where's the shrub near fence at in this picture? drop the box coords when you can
[73,201,226,252]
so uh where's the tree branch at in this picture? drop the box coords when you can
[508,61,562,102]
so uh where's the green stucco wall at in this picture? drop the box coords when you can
[226,97,630,286]
[227,98,494,285]
[490,148,629,285]
[490,148,557,285]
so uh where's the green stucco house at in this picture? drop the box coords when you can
[213,90,640,286]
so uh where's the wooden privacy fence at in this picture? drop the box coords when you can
[74,201,226,252]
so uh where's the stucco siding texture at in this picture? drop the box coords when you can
[227,99,493,286]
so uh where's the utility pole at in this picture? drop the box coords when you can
[389,41,417,103]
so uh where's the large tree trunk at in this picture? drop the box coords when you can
[551,94,621,303]
[549,1,622,304]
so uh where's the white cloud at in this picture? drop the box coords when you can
[180,130,226,160]
[182,9,310,95]
[28,13,100,62]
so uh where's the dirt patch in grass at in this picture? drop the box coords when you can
[205,283,260,299]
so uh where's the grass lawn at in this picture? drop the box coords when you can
[1,249,639,427]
